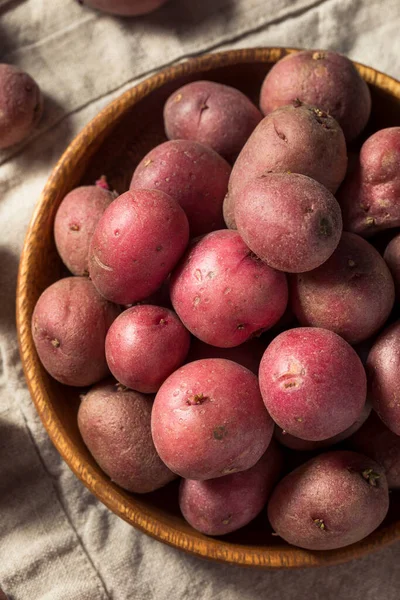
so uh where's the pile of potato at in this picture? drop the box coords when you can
[31,49,400,551]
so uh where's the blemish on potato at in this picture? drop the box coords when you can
[51,339,60,348]
[312,51,326,60]
[313,518,326,530]
[213,426,227,440]
[174,93,182,103]
[186,393,207,406]
[222,515,232,525]
[237,324,245,330]
[144,159,153,167]
[223,287,231,295]
[194,269,203,281]
[295,417,303,423]
[93,253,114,272]
[319,217,333,237]
[193,296,201,307]
[156,245,163,252]
[348,259,356,268]
[69,223,80,231]
[206,271,216,279]
[362,468,381,486]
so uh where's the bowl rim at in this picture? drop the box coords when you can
[16,47,400,569]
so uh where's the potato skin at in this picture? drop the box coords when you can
[291,232,395,344]
[260,50,371,141]
[31,277,120,386]
[0,64,43,149]
[105,305,190,393]
[79,0,168,15]
[179,441,283,536]
[350,411,400,489]
[259,328,367,441]
[267,451,389,550]
[275,400,372,451]
[384,233,400,298]
[130,140,230,236]
[223,191,237,230]
[151,358,274,480]
[78,380,176,493]
[338,127,400,237]
[170,230,288,348]
[367,320,400,436]
[164,80,262,160]
[235,173,342,273]
[89,189,189,305]
[229,103,347,210]
[186,336,265,375]
[54,184,114,276]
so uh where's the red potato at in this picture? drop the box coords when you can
[350,411,400,489]
[291,232,395,344]
[260,50,371,142]
[235,173,342,273]
[31,277,120,386]
[268,451,389,550]
[259,328,367,441]
[105,305,190,393]
[164,81,263,160]
[170,230,288,348]
[179,441,283,536]
[338,127,400,237]
[229,103,347,213]
[89,189,189,305]
[0,64,43,149]
[186,336,265,375]
[130,140,231,237]
[275,400,372,451]
[54,181,114,276]
[367,320,400,436]
[151,359,274,480]
[78,380,176,493]
[77,0,168,15]
[384,233,400,298]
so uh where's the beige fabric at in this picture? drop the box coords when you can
[0,0,400,598]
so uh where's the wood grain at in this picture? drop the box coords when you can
[16,47,400,568]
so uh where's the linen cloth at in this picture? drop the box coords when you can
[1,1,400,598]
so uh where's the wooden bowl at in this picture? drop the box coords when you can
[17,47,400,568]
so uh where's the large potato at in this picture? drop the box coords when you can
[268,451,389,550]
[259,327,367,441]
[105,305,190,393]
[260,50,371,141]
[170,230,288,348]
[235,173,342,273]
[89,189,189,305]
[130,140,230,236]
[164,80,262,160]
[290,232,395,344]
[0,64,43,149]
[31,277,120,386]
[54,183,114,276]
[338,127,400,237]
[151,359,274,480]
[367,320,400,436]
[78,380,176,493]
[179,441,283,536]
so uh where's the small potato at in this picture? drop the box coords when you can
[170,230,288,348]
[338,127,400,237]
[291,232,395,344]
[268,451,389,550]
[259,328,367,441]
[105,305,190,393]
[31,277,120,386]
[89,189,189,305]
[235,173,342,273]
[229,103,347,215]
[179,441,283,536]
[384,233,400,298]
[260,50,371,141]
[54,182,114,276]
[0,64,43,149]
[78,380,176,493]
[275,400,372,451]
[186,336,265,375]
[130,140,231,236]
[151,359,274,480]
[164,81,262,160]
[350,411,400,489]
[367,320,400,436]
[78,0,168,15]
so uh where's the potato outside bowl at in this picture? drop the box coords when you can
[16,48,400,568]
